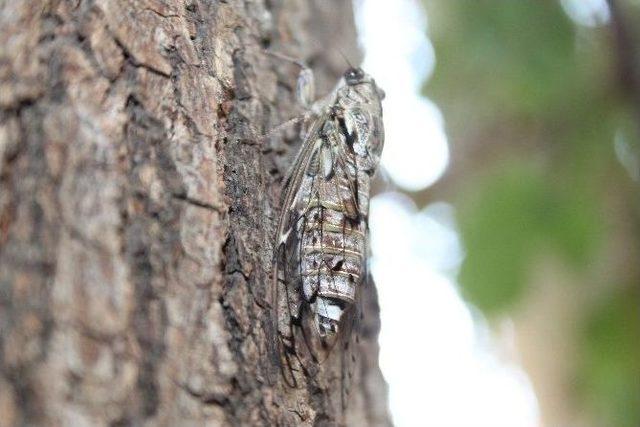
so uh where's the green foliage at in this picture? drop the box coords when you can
[426,0,616,313]
[457,162,544,312]
[424,1,639,425]
[428,1,578,117]
[579,288,640,427]
[457,160,603,313]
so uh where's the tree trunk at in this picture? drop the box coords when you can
[0,1,391,426]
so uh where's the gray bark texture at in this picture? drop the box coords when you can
[0,1,391,426]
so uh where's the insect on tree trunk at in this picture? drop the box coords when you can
[0,1,391,426]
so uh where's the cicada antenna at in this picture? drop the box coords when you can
[262,49,307,71]
[337,48,355,69]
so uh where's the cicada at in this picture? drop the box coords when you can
[271,65,385,403]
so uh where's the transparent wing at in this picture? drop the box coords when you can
[271,113,328,387]
[271,113,364,390]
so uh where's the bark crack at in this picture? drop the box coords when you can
[172,193,225,213]
[109,31,172,78]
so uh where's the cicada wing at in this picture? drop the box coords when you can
[272,113,366,393]
[340,269,365,411]
[301,135,366,362]
[269,240,293,386]
[271,115,329,387]
[290,274,362,416]
[324,122,361,220]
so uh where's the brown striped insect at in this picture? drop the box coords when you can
[270,65,385,405]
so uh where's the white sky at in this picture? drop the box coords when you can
[354,1,541,425]
[355,0,447,192]
[560,0,610,27]
[368,193,539,427]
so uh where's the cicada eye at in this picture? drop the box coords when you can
[344,67,365,85]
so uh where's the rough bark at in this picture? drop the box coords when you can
[0,1,390,426]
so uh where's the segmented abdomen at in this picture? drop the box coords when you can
[298,206,365,304]
[288,145,371,329]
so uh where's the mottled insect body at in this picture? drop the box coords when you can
[272,66,384,393]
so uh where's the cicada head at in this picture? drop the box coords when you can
[338,68,385,175]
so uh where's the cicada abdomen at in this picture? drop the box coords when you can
[271,66,384,409]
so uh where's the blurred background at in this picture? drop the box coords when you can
[354,0,640,426]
